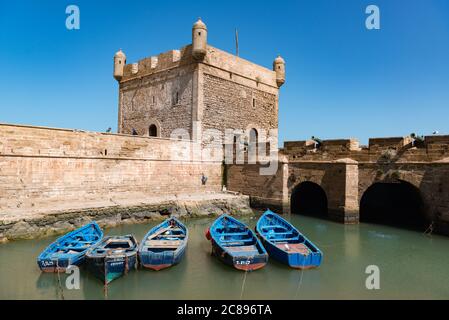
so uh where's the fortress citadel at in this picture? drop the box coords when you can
[1,19,448,241]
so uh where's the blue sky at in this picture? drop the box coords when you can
[1,0,448,144]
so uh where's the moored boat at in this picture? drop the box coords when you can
[206,215,268,271]
[37,221,103,272]
[138,217,188,271]
[256,210,322,269]
[85,235,138,284]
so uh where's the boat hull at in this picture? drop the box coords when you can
[37,222,103,273]
[85,235,139,284]
[139,244,186,270]
[86,254,138,284]
[256,210,323,269]
[38,258,80,273]
[211,240,268,271]
[208,215,268,271]
[259,237,321,269]
[138,218,188,271]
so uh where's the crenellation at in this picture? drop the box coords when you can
[283,135,449,163]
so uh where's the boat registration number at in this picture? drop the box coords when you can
[41,260,55,267]
[235,260,251,265]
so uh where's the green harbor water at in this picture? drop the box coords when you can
[1,213,449,300]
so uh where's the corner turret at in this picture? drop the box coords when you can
[113,49,127,81]
[192,18,207,60]
[273,55,285,87]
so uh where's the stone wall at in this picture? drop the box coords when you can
[0,124,224,220]
[287,159,359,223]
[281,136,449,234]
[119,64,195,138]
[225,162,288,212]
[202,73,278,133]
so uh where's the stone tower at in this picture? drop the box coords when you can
[192,18,207,60]
[114,18,285,144]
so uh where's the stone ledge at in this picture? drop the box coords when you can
[0,193,252,243]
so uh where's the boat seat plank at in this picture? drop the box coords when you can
[159,234,186,238]
[261,225,287,229]
[225,245,259,256]
[220,232,249,236]
[58,246,88,251]
[145,239,183,248]
[267,232,294,236]
[220,239,253,243]
[147,227,171,240]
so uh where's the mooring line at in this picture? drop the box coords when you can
[294,256,307,299]
[55,259,65,300]
[239,270,248,300]
[239,256,252,300]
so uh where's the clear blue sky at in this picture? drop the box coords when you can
[1,0,448,144]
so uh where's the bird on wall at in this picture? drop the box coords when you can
[106,127,112,133]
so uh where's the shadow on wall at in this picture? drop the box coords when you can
[290,181,328,218]
[359,181,429,231]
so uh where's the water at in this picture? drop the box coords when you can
[1,213,449,300]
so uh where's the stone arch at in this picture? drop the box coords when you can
[290,181,328,217]
[359,179,429,231]
[147,119,161,137]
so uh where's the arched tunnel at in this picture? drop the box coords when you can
[290,181,328,217]
[360,181,429,231]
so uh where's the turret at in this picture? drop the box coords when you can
[273,55,285,87]
[113,49,126,81]
[192,18,207,60]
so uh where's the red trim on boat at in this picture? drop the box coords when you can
[141,263,172,271]
[290,265,317,270]
[40,267,67,273]
[234,262,266,271]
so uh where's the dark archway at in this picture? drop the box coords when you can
[291,182,328,217]
[149,124,158,137]
[360,181,428,231]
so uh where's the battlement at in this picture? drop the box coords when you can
[283,135,449,163]
[121,45,195,82]
[120,44,278,88]
[368,136,414,149]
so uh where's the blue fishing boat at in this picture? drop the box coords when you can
[85,235,138,284]
[256,210,322,269]
[37,222,103,272]
[138,217,188,271]
[206,215,268,271]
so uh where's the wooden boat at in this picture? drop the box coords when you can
[138,218,188,271]
[85,235,138,284]
[256,210,322,269]
[37,222,103,272]
[206,215,268,271]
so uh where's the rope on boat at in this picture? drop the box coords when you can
[55,259,65,300]
[239,255,253,300]
[239,269,248,300]
[294,254,307,299]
